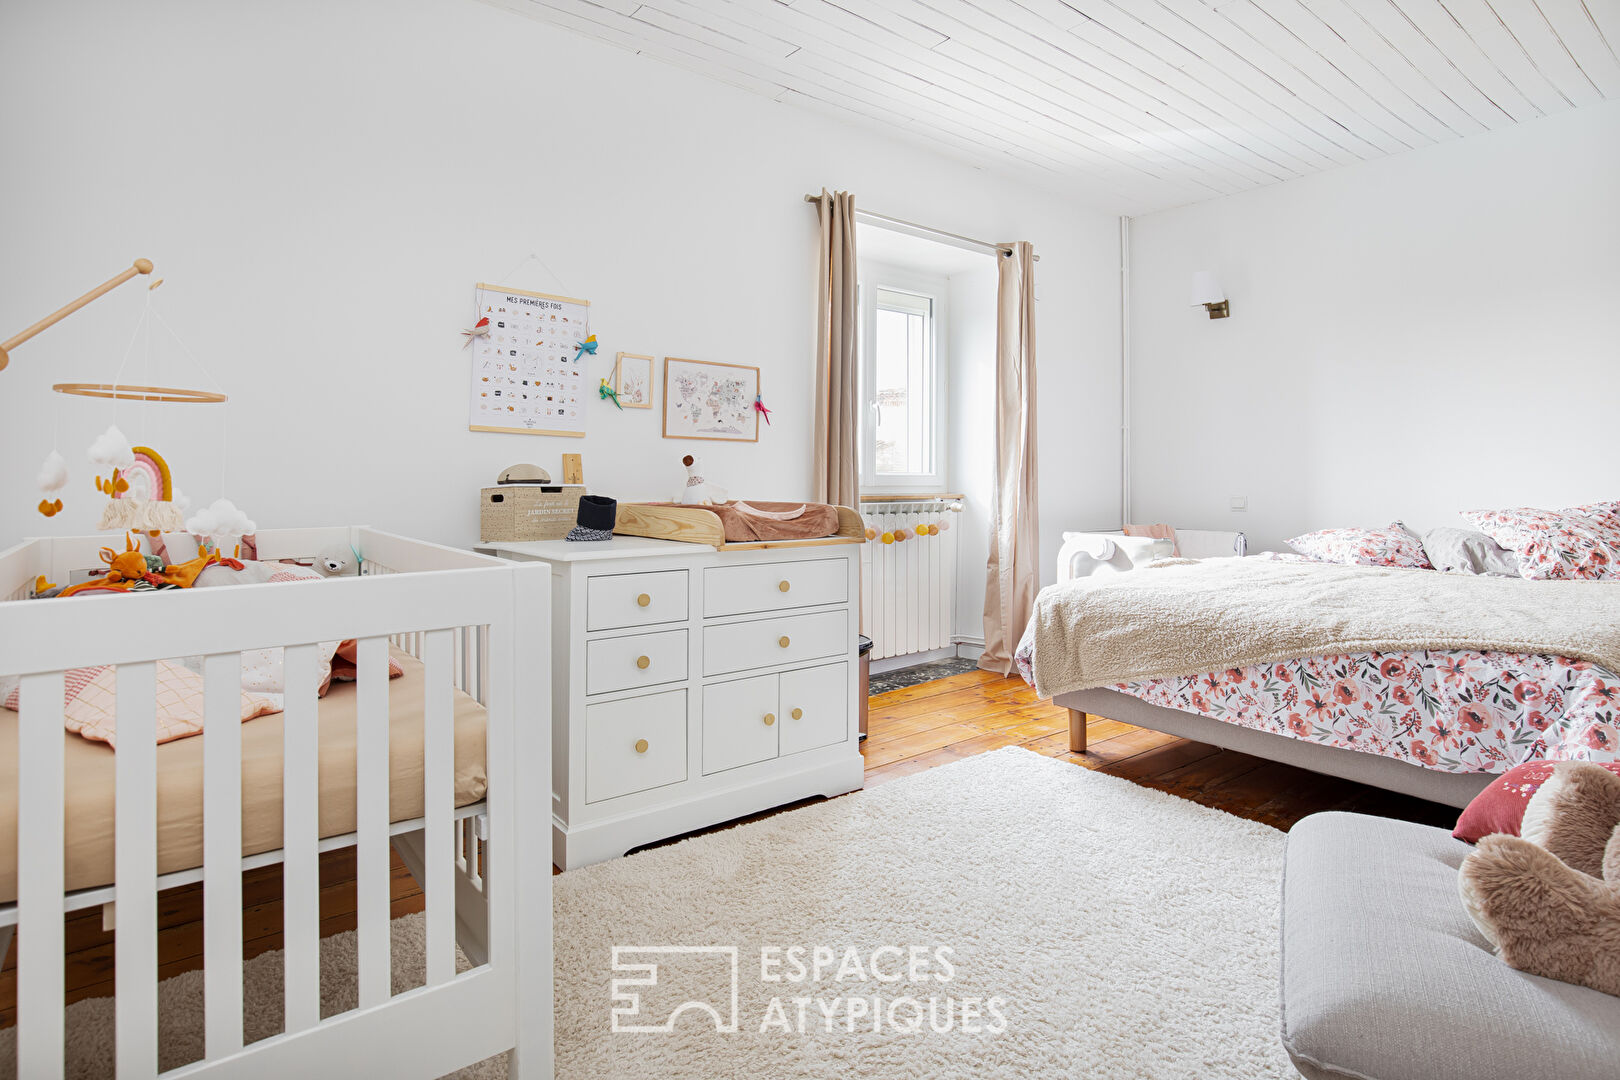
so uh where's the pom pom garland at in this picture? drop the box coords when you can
[862,516,954,544]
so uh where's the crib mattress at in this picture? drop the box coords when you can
[0,648,488,904]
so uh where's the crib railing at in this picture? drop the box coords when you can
[0,528,553,1079]
[859,497,963,662]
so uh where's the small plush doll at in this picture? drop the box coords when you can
[677,454,727,506]
[1458,762,1620,997]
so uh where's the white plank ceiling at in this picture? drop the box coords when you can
[486,0,1620,214]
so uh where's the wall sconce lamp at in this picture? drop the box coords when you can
[1191,270,1229,319]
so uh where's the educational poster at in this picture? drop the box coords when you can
[469,283,590,437]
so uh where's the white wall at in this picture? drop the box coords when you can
[1127,102,1620,552]
[947,259,998,644]
[0,0,1120,571]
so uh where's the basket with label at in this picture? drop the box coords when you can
[479,483,585,542]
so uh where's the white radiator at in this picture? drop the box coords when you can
[859,498,962,661]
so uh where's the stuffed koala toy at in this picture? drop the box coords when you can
[1458,762,1620,997]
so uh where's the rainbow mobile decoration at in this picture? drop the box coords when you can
[97,443,186,533]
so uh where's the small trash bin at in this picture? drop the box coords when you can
[857,635,873,740]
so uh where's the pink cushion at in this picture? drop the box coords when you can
[1461,502,1620,581]
[1453,760,1620,843]
[3,660,281,749]
[1286,522,1430,569]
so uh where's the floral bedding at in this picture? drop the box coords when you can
[1015,638,1620,775]
[1461,502,1620,581]
[1286,521,1431,569]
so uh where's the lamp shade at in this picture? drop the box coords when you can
[1190,270,1225,306]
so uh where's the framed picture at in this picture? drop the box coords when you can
[613,352,655,409]
[662,357,760,442]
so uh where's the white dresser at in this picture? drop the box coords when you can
[478,536,865,869]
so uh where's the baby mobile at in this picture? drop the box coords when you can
[4,257,248,551]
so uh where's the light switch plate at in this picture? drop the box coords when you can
[1229,495,1248,512]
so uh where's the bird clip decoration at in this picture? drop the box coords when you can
[461,317,491,347]
[598,378,623,410]
[573,334,599,362]
[753,393,772,426]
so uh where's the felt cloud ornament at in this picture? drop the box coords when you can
[87,426,136,469]
[186,498,256,556]
[36,450,68,517]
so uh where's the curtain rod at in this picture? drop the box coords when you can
[802,194,1039,261]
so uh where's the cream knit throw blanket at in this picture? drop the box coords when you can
[1029,558,1620,701]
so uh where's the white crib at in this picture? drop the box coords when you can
[0,527,553,1079]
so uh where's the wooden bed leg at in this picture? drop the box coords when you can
[1068,709,1088,754]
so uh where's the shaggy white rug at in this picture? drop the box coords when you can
[553,746,1292,1078]
[8,747,1294,1079]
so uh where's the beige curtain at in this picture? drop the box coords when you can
[812,189,859,508]
[980,241,1039,675]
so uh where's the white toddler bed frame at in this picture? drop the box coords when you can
[0,527,553,1079]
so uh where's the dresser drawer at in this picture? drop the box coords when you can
[702,673,779,775]
[586,570,689,631]
[585,629,688,696]
[703,610,848,677]
[584,688,688,803]
[703,558,848,618]
[778,662,849,757]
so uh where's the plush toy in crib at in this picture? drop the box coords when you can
[677,454,727,506]
[54,533,225,597]
[1458,762,1620,997]
[310,546,360,577]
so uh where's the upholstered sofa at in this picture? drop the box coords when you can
[1281,812,1620,1080]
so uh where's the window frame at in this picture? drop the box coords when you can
[857,263,950,494]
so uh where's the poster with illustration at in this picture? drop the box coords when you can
[469,283,590,437]
[614,352,654,409]
[661,357,760,442]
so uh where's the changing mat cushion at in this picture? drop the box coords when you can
[650,501,842,542]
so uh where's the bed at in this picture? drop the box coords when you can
[0,528,554,1079]
[1017,556,1620,809]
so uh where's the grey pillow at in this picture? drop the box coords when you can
[1422,526,1520,576]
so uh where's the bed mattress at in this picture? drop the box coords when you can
[0,648,488,903]
[1018,637,1617,776]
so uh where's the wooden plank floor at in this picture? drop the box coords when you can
[861,670,1456,832]
[2,668,1455,1028]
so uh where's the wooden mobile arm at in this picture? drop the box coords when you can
[0,258,154,373]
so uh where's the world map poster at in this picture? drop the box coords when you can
[662,357,760,442]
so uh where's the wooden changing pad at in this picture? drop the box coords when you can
[0,647,487,904]
[615,502,865,549]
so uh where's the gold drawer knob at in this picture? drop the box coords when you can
[778,580,791,593]
[637,593,651,607]
[763,713,776,726]
[634,739,649,754]
[636,655,651,670]
[791,707,803,720]
[778,635,790,648]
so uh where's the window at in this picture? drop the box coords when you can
[859,272,946,492]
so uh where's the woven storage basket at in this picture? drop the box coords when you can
[479,485,585,542]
